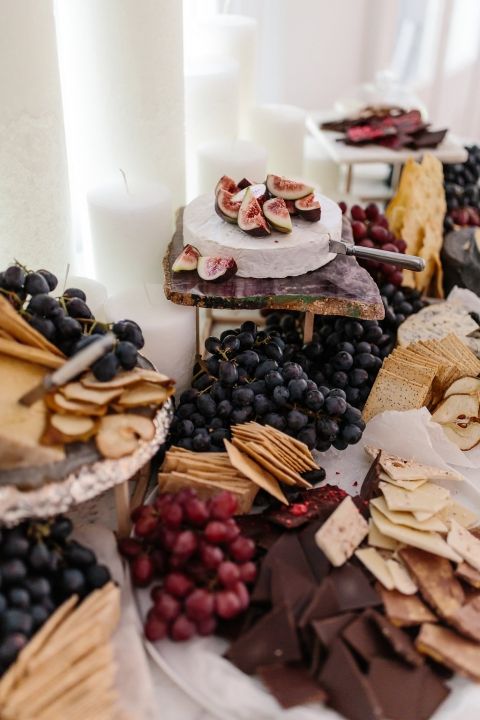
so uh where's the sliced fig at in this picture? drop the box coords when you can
[172,244,201,272]
[263,197,292,233]
[238,187,270,237]
[285,199,298,216]
[215,189,241,224]
[215,175,238,196]
[232,183,267,204]
[266,174,314,201]
[237,178,253,190]
[197,256,237,282]
[295,193,321,222]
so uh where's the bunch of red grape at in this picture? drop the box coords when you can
[119,489,257,642]
[338,202,406,287]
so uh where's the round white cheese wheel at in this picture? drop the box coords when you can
[183,192,342,278]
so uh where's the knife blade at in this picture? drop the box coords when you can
[329,238,425,272]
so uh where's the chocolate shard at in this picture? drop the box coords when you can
[367,609,424,667]
[264,484,348,529]
[448,595,480,643]
[250,562,272,604]
[299,577,342,628]
[399,547,465,619]
[270,558,315,619]
[360,451,382,502]
[377,584,437,627]
[257,663,327,709]
[226,604,302,675]
[329,564,380,612]
[298,518,331,583]
[310,613,356,677]
[252,531,315,605]
[319,639,383,720]
[416,622,480,682]
[233,514,282,550]
[368,657,449,720]
[342,612,391,664]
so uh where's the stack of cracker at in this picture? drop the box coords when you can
[0,295,65,369]
[386,153,446,297]
[363,333,480,422]
[0,582,121,720]
[159,423,321,509]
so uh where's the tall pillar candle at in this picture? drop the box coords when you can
[0,0,71,275]
[197,15,257,135]
[250,104,307,178]
[87,178,172,295]
[197,140,267,194]
[54,0,185,212]
[104,285,196,395]
[185,58,240,199]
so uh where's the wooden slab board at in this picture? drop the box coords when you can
[163,210,384,320]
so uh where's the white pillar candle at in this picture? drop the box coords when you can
[0,0,71,275]
[185,58,240,199]
[303,136,341,195]
[54,0,185,210]
[64,275,108,320]
[197,15,257,135]
[197,140,267,195]
[250,104,307,178]
[87,177,172,295]
[104,285,196,395]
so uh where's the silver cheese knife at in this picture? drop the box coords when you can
[329,238,425,272]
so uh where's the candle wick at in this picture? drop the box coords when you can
[119,168,130,195]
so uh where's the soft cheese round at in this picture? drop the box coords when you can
[183,191,342,278]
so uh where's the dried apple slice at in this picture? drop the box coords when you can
[61,382,123,405]
[45,392,107,417]
[117,382,172,408]
[43,414,97,445]
[95,414,155,459]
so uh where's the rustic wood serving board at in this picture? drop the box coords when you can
[163,210,384,320]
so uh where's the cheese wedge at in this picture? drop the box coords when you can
[386,559,418,595]
[355,547,394,590]
[437,501,478,530]
[447,520,480,572]
[380,481,450,514]
[368,520,399,551]
[371,496,448,533]
[370,506,461,562]
[378,472,429,492]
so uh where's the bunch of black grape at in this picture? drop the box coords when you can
[0,262,144,381]
[443,146,480,231]
[0,516,111,674]
[171,321,365,453]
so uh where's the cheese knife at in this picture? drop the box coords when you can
[328,238,425,272]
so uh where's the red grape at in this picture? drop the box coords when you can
[134,513,158,538]
[154,591,181,621]
[164,572,193,598]
[391,270,403,286]
[131,554,154,586]
[118,538,143,558]
[238,562,257,583]
[172,530,197,556]
[357,238,374,248]
[232,581,250,610]
[159,528,179,551]
[150,548,165,574]
[338,201,347,214]
[168,553,190,570]
[215,590,242,619]
[204,521,228,544]
[200,543,224,569]
[196,616,217,636]
[170,614,196,641]
[351,205,366,221]
[145,609,168,641]
[217,561,241,588]
[209,491,237,521]
[184,498,209,526]
[176,488,197,505]
[351,221,367,241]
[150,585,163,602]
[224,518,241,543]
[229,537,255,562]
[365,203,379,221]
[153,493,173,511]
[185,589,215,621]
[382,243,399,253]
[376,214,389,228]
[369,225,389,244]
[396,239,407,253]
[162,502,183,529]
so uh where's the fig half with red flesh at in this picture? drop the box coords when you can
[263,197,292,233]
[266,174,314,200]
[294,194,321,222]
[172,244,201,272]
[232,183,267,204]
[215,189,241,224]
[215,175,238,196]
[238,187,270,237]
[197,256,237,282]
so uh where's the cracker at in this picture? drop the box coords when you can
[399,546,465,618]
[233,438,301,486]
[224,439,287,504]
[0,296,64,357]
[364,446,463,482]
[362,368,431,422]
[416,623,480,681]
[447,520,480,572]
[314,496,368,566]
[0,338,65,369]
[378,585,437,627]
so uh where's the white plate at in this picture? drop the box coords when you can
[134,408,480,720]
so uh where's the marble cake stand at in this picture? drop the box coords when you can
[163,210,384,347]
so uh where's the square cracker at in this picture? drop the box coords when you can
[362,368,431,422]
